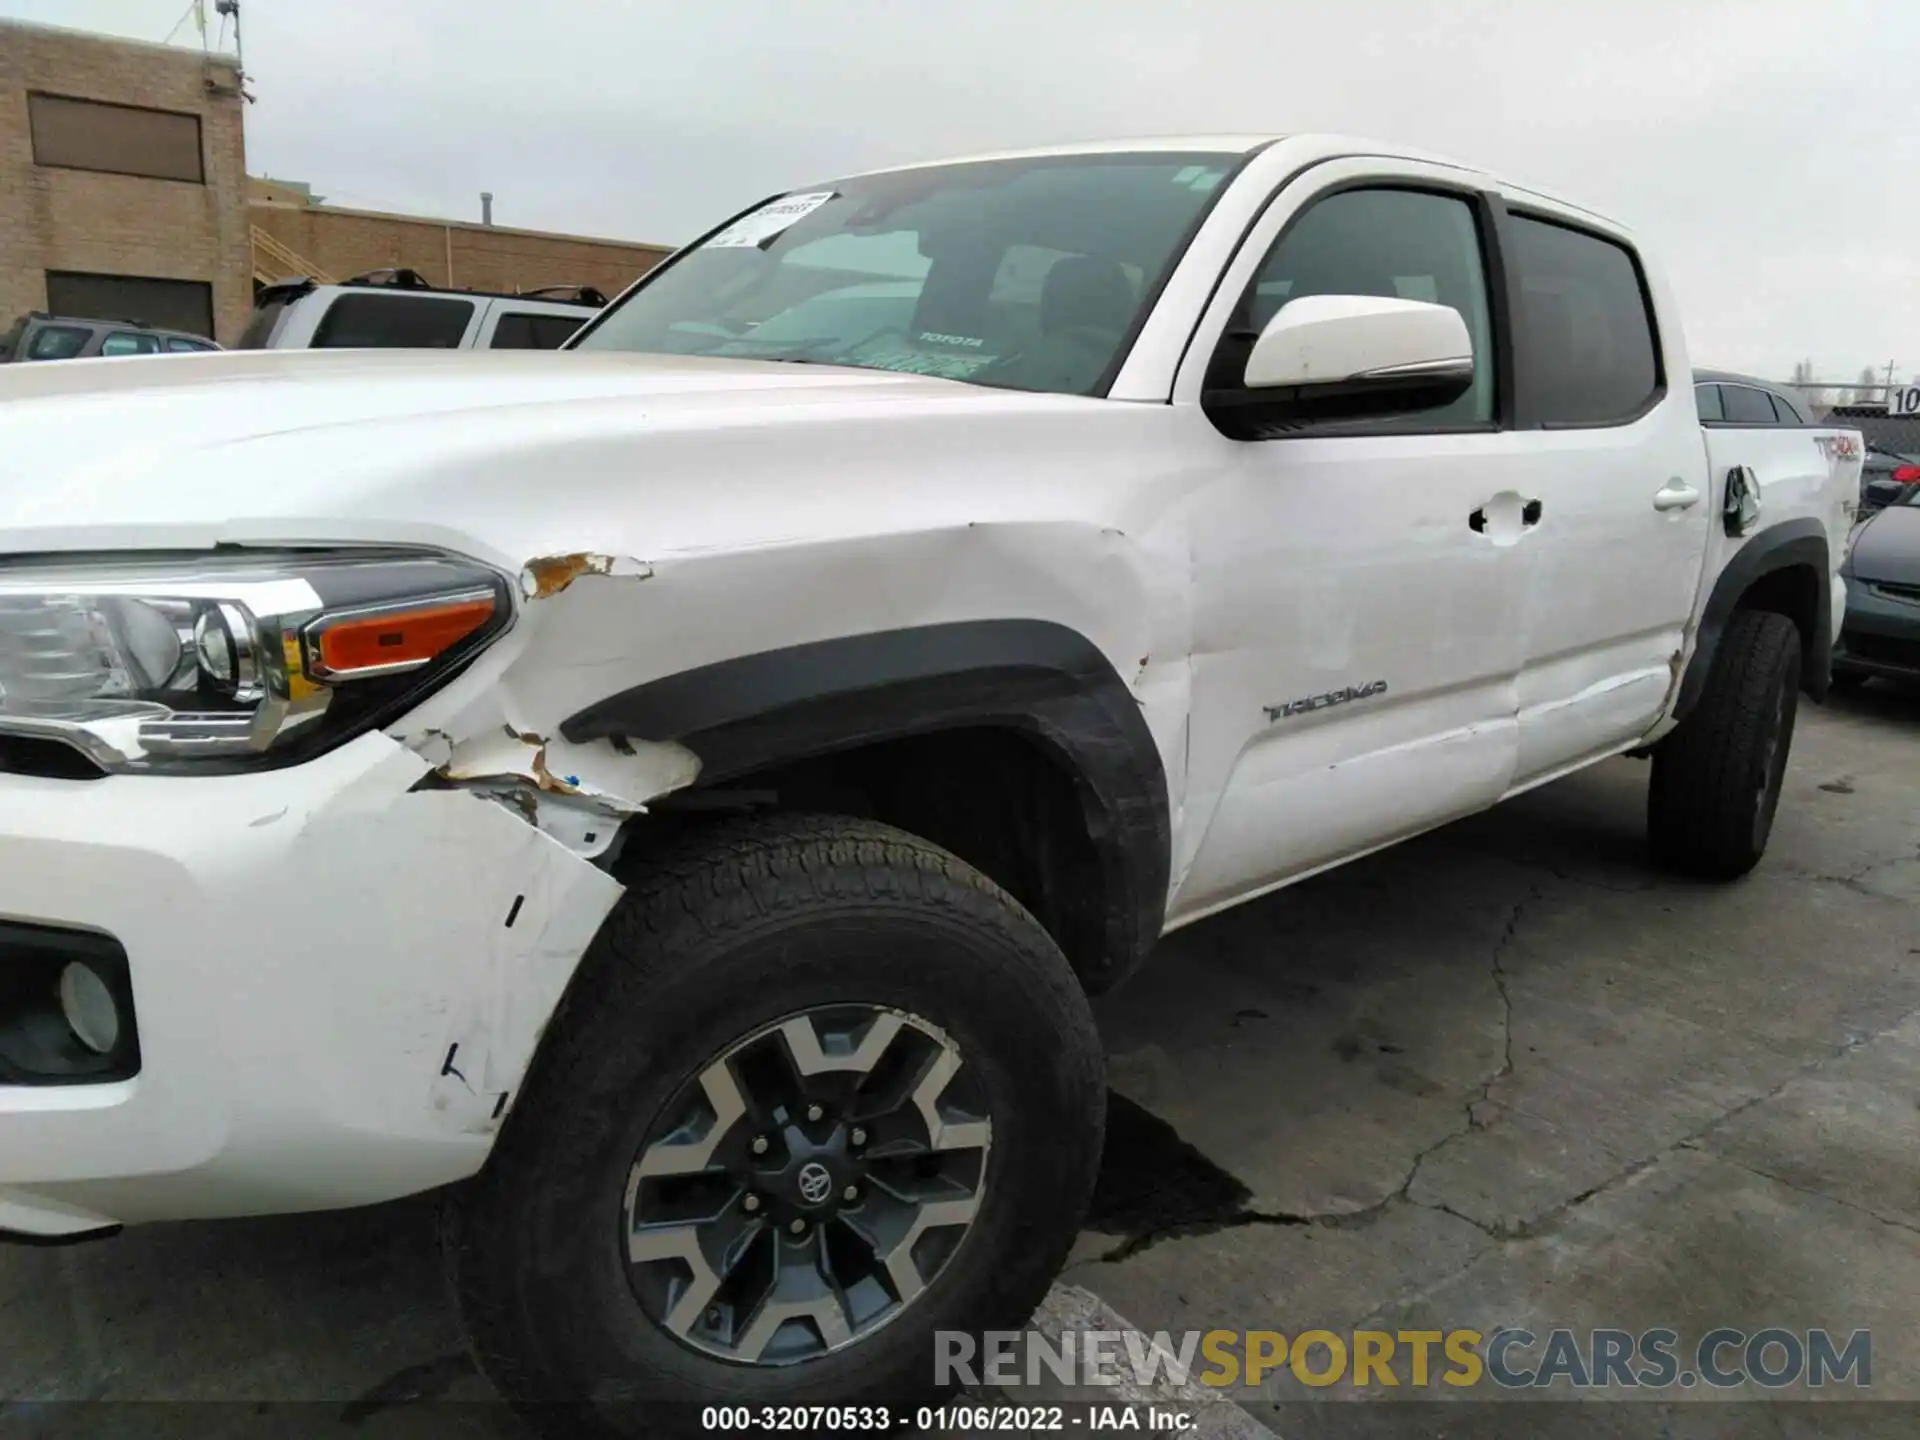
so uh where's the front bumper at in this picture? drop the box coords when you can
[1834,577,1920,681]
[0,733,622,1237]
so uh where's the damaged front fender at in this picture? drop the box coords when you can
[386,546,702,858]
[431,727,701,860]
[519,551,653,600]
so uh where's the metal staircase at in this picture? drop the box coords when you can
[251,225,334,285]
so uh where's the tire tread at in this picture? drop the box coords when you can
[1649,609,1802,879]
[443,813,1103,1432]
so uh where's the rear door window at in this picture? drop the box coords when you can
[1508,214,1661,426]
[1721,385,1777,425]
[165,336,215,352]
[489,311,587,349]
[1768,390,1806,424]
[99,331,162,356]
[26,325,91,359]
[311,294,475,348]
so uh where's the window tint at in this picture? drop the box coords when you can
[165,336,213,352]
[1222,187,1496,426]
[312,294,475,349]
[26,325,90,360]
[489,311,587,349]
[1509,215,1659,426]
[237,299,294,350]
[1694,383,1724,422]
[99,332,161,356]
[1721,384,1777,425]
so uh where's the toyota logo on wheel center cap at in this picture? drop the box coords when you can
[795,1161,834,1206]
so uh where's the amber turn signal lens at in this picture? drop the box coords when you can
[314,596,496,675]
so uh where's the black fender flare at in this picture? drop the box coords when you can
[1673,518,1832,725]
[561,621,1171,986]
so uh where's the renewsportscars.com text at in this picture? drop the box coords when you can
[935,1326,1872,1391]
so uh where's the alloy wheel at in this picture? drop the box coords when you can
[622,1004,992,1366]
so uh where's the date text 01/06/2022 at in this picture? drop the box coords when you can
[699,1404,1198,1432]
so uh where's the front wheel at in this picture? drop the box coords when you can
[443,815,1105,1438]
[1648,609,1803,880]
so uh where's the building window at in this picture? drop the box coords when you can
[28,93,205,184]
[46,272,216,339]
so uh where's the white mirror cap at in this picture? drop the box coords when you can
[1244,294,1473,391]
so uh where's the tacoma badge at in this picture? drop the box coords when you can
[1266,680,1389,721]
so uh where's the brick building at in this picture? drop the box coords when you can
[0,20,253,343]
[1,18,671,346]
[248,182,672,303]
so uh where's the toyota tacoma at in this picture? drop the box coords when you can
[0,135,1862,1433]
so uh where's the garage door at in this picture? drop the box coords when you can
[45,271,216,340]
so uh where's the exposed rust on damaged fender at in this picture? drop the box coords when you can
[519,553,652,599]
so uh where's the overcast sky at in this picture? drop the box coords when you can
[5,0,1916,382]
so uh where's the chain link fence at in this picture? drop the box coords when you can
[1766,382,1919,454]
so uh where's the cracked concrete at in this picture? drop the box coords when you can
[0,686,1914,1438]
[1078,682,1920,1430]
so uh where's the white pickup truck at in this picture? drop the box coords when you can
[0,135,1861,1431]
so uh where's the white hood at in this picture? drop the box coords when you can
[0,348,1004,563]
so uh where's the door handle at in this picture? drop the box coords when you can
[1653,479,1702,511]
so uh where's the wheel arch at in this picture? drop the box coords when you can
[1674,519,1832,725]
[562,621,1172,992]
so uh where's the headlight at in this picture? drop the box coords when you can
[0,549,512,773]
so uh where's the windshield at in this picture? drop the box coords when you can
[572,152,1241,397]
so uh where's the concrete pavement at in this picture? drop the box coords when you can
[2,682,1916,1439]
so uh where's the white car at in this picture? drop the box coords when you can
[237,270,604,351]
[0,135,1862,1432]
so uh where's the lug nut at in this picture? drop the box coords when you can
[843,1185,860,1203]
[743,1194,761,1212]
[789,1218,807,1235]
[850,1127,867,1146]
[705,1306,723,1326]
[751,1135,769,1155]
[806,1104,824,1122]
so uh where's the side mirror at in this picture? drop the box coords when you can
[1211,294,1475,431]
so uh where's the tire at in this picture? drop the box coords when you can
[1648,609,1803,880]
[443,814,1105,1439]
[1829,667,1869,693]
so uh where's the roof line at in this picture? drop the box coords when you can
[0,14,240,70]
[249,199,672,254]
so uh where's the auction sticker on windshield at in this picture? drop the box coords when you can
[846,333,1001,381]
[706,192,837,249]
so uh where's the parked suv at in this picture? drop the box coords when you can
[0,312,220,362]
[238,269,606,351]
[0,135,1863,1436]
